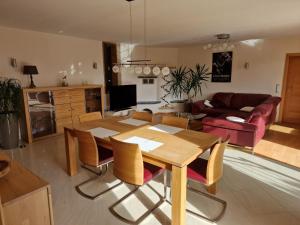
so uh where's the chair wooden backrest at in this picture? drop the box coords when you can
[74,129,99,167]
[161,116,189,129]
[110,137,144,186]
[132,111,153,122]
[79,112,102,123]
[206,136,230,185]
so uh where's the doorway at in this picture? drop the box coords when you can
[280,54,300,124]
[103,42,118,94]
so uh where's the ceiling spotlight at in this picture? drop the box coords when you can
[203,33,235,52]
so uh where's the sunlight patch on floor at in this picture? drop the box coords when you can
[269,124,299,135]
[224,149,300,199]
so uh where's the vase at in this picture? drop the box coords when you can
[0,113,19,149]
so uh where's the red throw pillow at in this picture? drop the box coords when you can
[191,100,205,114]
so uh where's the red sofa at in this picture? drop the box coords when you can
[192,93,281,148]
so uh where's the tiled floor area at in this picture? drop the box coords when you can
[1,136,300,225]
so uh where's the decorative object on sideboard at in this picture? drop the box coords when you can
[61,75,69,87]
[203,33,235,52]
[10,57,17,68]
[212,51,232,82]
[112,0,171,75]
[0,78,22,149]
[23,65,39,88]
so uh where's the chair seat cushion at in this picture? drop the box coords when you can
[98,146,113,164]
[187,158,208,184]
[144,162,164,183]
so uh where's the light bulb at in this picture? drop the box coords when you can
[152,66,161,76]
[143,66,151,75]
[134,66,143,74]
[162,67,170,75]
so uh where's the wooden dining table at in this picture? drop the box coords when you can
[64,116,220,225]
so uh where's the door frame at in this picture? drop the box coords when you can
[279,53,300,122]
[102,42,118,94]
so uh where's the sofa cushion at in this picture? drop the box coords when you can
[262,96,281,124]
[230,93,271,109]
[248,103,273,124]
[262,96,281,106]
[211,92,234,108]
[202,116,258,132]
[223,110,251,119]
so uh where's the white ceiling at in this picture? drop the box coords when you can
[0,0,300,46]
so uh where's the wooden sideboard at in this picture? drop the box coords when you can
[22,85,105,143]
[0,154,54,225]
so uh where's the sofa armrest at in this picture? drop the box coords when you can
[192,100,205,114]
[202,117,258,132]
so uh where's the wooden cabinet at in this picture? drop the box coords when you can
[22,85,105,143]
[0,154,54,225]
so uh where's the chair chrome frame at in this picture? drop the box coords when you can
[75,161,123,200]
[167,179,227,223]
[109,171,168,225]
[186,182,227,223]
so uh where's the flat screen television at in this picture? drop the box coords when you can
[109,85,137,111]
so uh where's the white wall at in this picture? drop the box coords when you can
[2,25,300,108]
[0,26,104,87]
[178,37,300,100]
[120,45,178,102]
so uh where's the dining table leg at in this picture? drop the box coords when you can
[171,165,187,225]
[64,128,78,176]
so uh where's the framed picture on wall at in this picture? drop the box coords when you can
[211,51,233,82]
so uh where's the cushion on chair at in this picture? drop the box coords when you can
[144,162,164,184]
[187,158,208,184]
[98,146,113,164]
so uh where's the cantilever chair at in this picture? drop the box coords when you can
[186,135,230,222]
[132,111,153,122]
[74,129,122,200]
[109,137,167,224]
[79,112,102,123]
[161,115,189,129]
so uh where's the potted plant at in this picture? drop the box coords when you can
[0,78,22,149]
[167,64,211,112]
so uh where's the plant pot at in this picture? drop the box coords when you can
[0,113,19,149]
[184,101,193,113]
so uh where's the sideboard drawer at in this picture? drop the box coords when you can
[55,104,72,119]
[54,96,70,105]
[53,90,70,98]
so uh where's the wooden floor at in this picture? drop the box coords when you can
[254,123,300,168]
